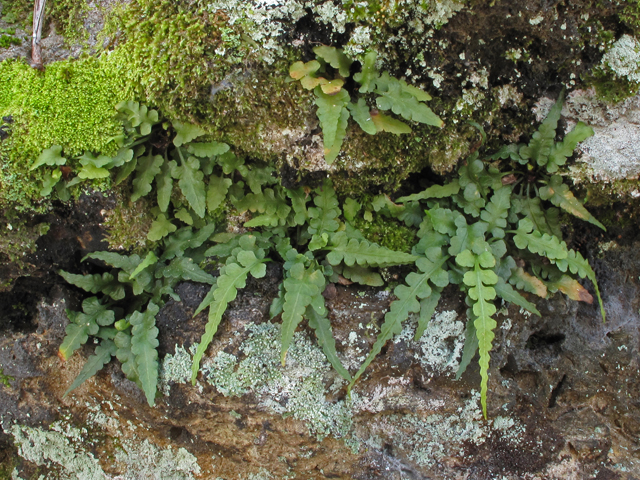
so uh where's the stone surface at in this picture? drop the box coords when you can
[1,231,639,478]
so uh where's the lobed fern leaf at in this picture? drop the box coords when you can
[313,46,353,77]
[350,253,449,388]
[539,175,605,230]
[59,271,125,301]
[59,297,114,360]
[308,179,341,235]
[545,122,594,173]
[518,89,564,167]
[326,231,417,267]
[115,329,139,383]
[306,293,351,381]
[375,73,443,127]
[173,154,206,218]
[130,302,160,406]
[314,87,350,163]
[414,291,441,341]
[457,249,498,418]
[513,218,568,261]
[281,261,325,364]
[131,153,164,202]
[191,239,267,383]
[63,339,117,396]
[396,180,460,203]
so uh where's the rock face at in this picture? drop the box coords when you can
[1,0,640,478]
[1,205,639,478]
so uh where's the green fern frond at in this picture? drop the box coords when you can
[350,252,449,389]
[281,261,325,364]
[191,238,267,383]
[307,293,351,381]
[63,339,117,397]
[130,301,160,407]
[326,231,417,267]
[457,249,498,418]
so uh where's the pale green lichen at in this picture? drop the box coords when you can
[600,35,640,84]
[115,439,201,480]
[9,423,106,479]
[394,310,465,378]
[202,322,354,441]
[158,344,197,395]
[7,416,201,479]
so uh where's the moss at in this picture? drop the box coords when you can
[350,213,417,254]
[0,55,133,212]
[46,0,91,44]
[0,217,49,289]
[102,184,155,253]
[103,0,230,120]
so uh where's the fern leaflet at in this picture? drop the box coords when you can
[130,301,160,407]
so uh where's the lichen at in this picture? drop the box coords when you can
[396,310,465,378]
[202,322,354,441]
[115,439,201,480]
[9,423,106,479]
[158,344,196,395]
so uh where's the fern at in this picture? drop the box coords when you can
[58,297,114,360]
[59,271,125,301]
[457,249,498,417]
[350,252,449,388]
[349,91,604,418]
[130,302,160,407]
[326,231,417,267]
[290,47,442,163]
[191,236,267,383]
[280,259,325,364]
[63,339,117,396]
[315,87,350,163]
[375,73,443,127]
[306,293,351,381]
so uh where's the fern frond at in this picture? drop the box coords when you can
[115,329,139,383]
[350,253,449,388]
[510,267,548,298]
[308,179,341,235]
[494,278,541,316]
[553,249,604,320]
[314,88,350,163]
[512,218,568,261]
[396,180,460,203]
[455,309,478,380]
[374,73,443,127]
[458,249,498,418]
[539,175,606,230]
[173,154,206,218]
[307,293,351,381]
[63,339,117,397]
[281,262,325,364]
[131,152,163,202]
[414,290,441,341]
[191,241,267,383]
[546,275,593,304]
[326,231,417,267]
[341,264,384,287]
[59,271,125,301]
[480,187,511,238]
[59,297,115,360]
[545,122,593,173]
[130,301,160,407]
[518,89,564,167]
